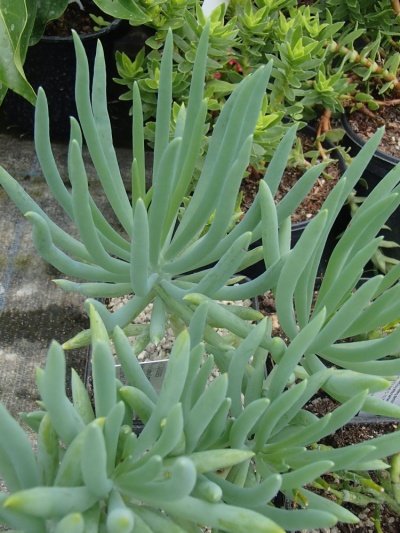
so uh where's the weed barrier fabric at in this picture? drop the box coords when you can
[0,132,125,417]
[0,182,89,416]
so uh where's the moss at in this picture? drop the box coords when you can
[30,189,44,199]
[14,254,34,268]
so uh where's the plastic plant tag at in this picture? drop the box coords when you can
[115,359,169,394]
[115,360,169,435]
[355,375,400,421]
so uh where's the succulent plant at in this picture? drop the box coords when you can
[111,0,400,156]
[1,20,400,415]
[112,1,349,166]
[314,0,400,115]
[0,306,277,533]
[0,22,327,355]
[1,305,400,532]
[311,453,400,527]
[1,15,400,532]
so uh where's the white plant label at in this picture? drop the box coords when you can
[116,360,168,394]
[357,375,400,418]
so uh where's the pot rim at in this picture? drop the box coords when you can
[41,17,121,43]
[292,121,348,230]
[341,111,400,166]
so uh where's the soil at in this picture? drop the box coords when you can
[240,129,343,223]
[347,106,400,160]
[44,1,107,36]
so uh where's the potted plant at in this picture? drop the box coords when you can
[308,0,400,270]
[314,0,400,151]
[1,18,400,531]
[107,0,355,260]
[1,302,400,531]
[0,0,80,106]
[93,0,353,273]
[0,18,400,408]
[0,23,328,354]
[112,1,350,153]
[0,0,122,137]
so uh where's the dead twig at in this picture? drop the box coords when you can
[392,0,400,15]
[316,109,332,160]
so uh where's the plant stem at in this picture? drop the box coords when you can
[392,0,400,15]
[316,109,332,160]
[327,41,400,95]
[373,504,384,533]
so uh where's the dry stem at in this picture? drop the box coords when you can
[392,0,400,15]
[316,109,332,160]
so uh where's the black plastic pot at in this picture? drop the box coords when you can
[341,112,400,180]
[341,113,400,264]
[3,18,123,139]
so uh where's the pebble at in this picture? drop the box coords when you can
[108,295,253,363]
